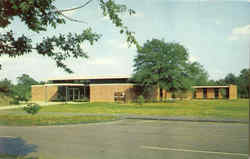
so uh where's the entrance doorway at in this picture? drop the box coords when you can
[68,88,81,101]
[57,86,89,101]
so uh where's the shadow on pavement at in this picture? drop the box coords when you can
[0,137,37,157]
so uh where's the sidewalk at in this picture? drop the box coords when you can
[0,102,64,110]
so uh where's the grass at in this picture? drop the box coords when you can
[0,92,12,106]
[0,114,118,126]
[0,154,36,159]
[10,99,248,120]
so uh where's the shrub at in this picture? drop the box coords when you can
[219,88,227,99]
[173,91,189,100]
[23,103,41,115]
[137,95,145,106]
[9,97,20,105]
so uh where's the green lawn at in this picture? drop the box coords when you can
[0,154,35,159]
[0,114,118,126]
[3,99,248,126]
[0,93,12,106]
[24,99,249,120]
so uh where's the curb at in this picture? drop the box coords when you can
[122,116,249,124]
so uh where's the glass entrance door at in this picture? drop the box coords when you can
[68,88,80,101]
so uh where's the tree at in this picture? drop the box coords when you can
[237,68,250,98]
[0,78,13,94]
[12,74,39,101]
[0,0,137,72]
[187,62,209,86]
[133,39,207,97]
[224,73,238,85]
[215,79,226,86]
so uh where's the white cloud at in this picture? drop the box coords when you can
[189,56,199,62]
[228,24,250,41]
[232,24,250,35]
[209,69,226,80]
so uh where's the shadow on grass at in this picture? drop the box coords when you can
[0,137,37,158]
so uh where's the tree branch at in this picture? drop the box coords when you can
[57,0,94,13]
[60,13,88,24]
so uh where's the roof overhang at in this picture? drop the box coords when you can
[47,75,132,81]
[192,86,229,88]
[32,83,85,87]
[45,83,85,86]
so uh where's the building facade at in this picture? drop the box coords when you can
[31,75,237,102]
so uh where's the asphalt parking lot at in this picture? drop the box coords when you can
[0,119,248,159]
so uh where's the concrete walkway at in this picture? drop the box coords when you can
[0,102,64,110]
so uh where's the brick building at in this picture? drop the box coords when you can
[31,75,237,102]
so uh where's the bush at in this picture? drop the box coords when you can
[9,98,20,105]
[173,91,189,100]
[137,95,145,106]
[219,88,227,99]
[23,103,41,115]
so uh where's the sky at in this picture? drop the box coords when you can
[0,0,249,83]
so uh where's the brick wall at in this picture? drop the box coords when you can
[229,85,237,99]
[47,86,58,101]
[89,84,140,102]
[207,88,215,99]
[31,85,45,101]
[31,85,58,102]
[196,88,203,99]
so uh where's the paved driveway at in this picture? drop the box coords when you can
[0,120,248,159]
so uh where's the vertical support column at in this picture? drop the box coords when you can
[78,88,80,100]
[44,86,48,103]
[83,86,85,98]
[66,87,68,101]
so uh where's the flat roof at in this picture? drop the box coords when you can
[47,75,132,81]
[192,86,229,88]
